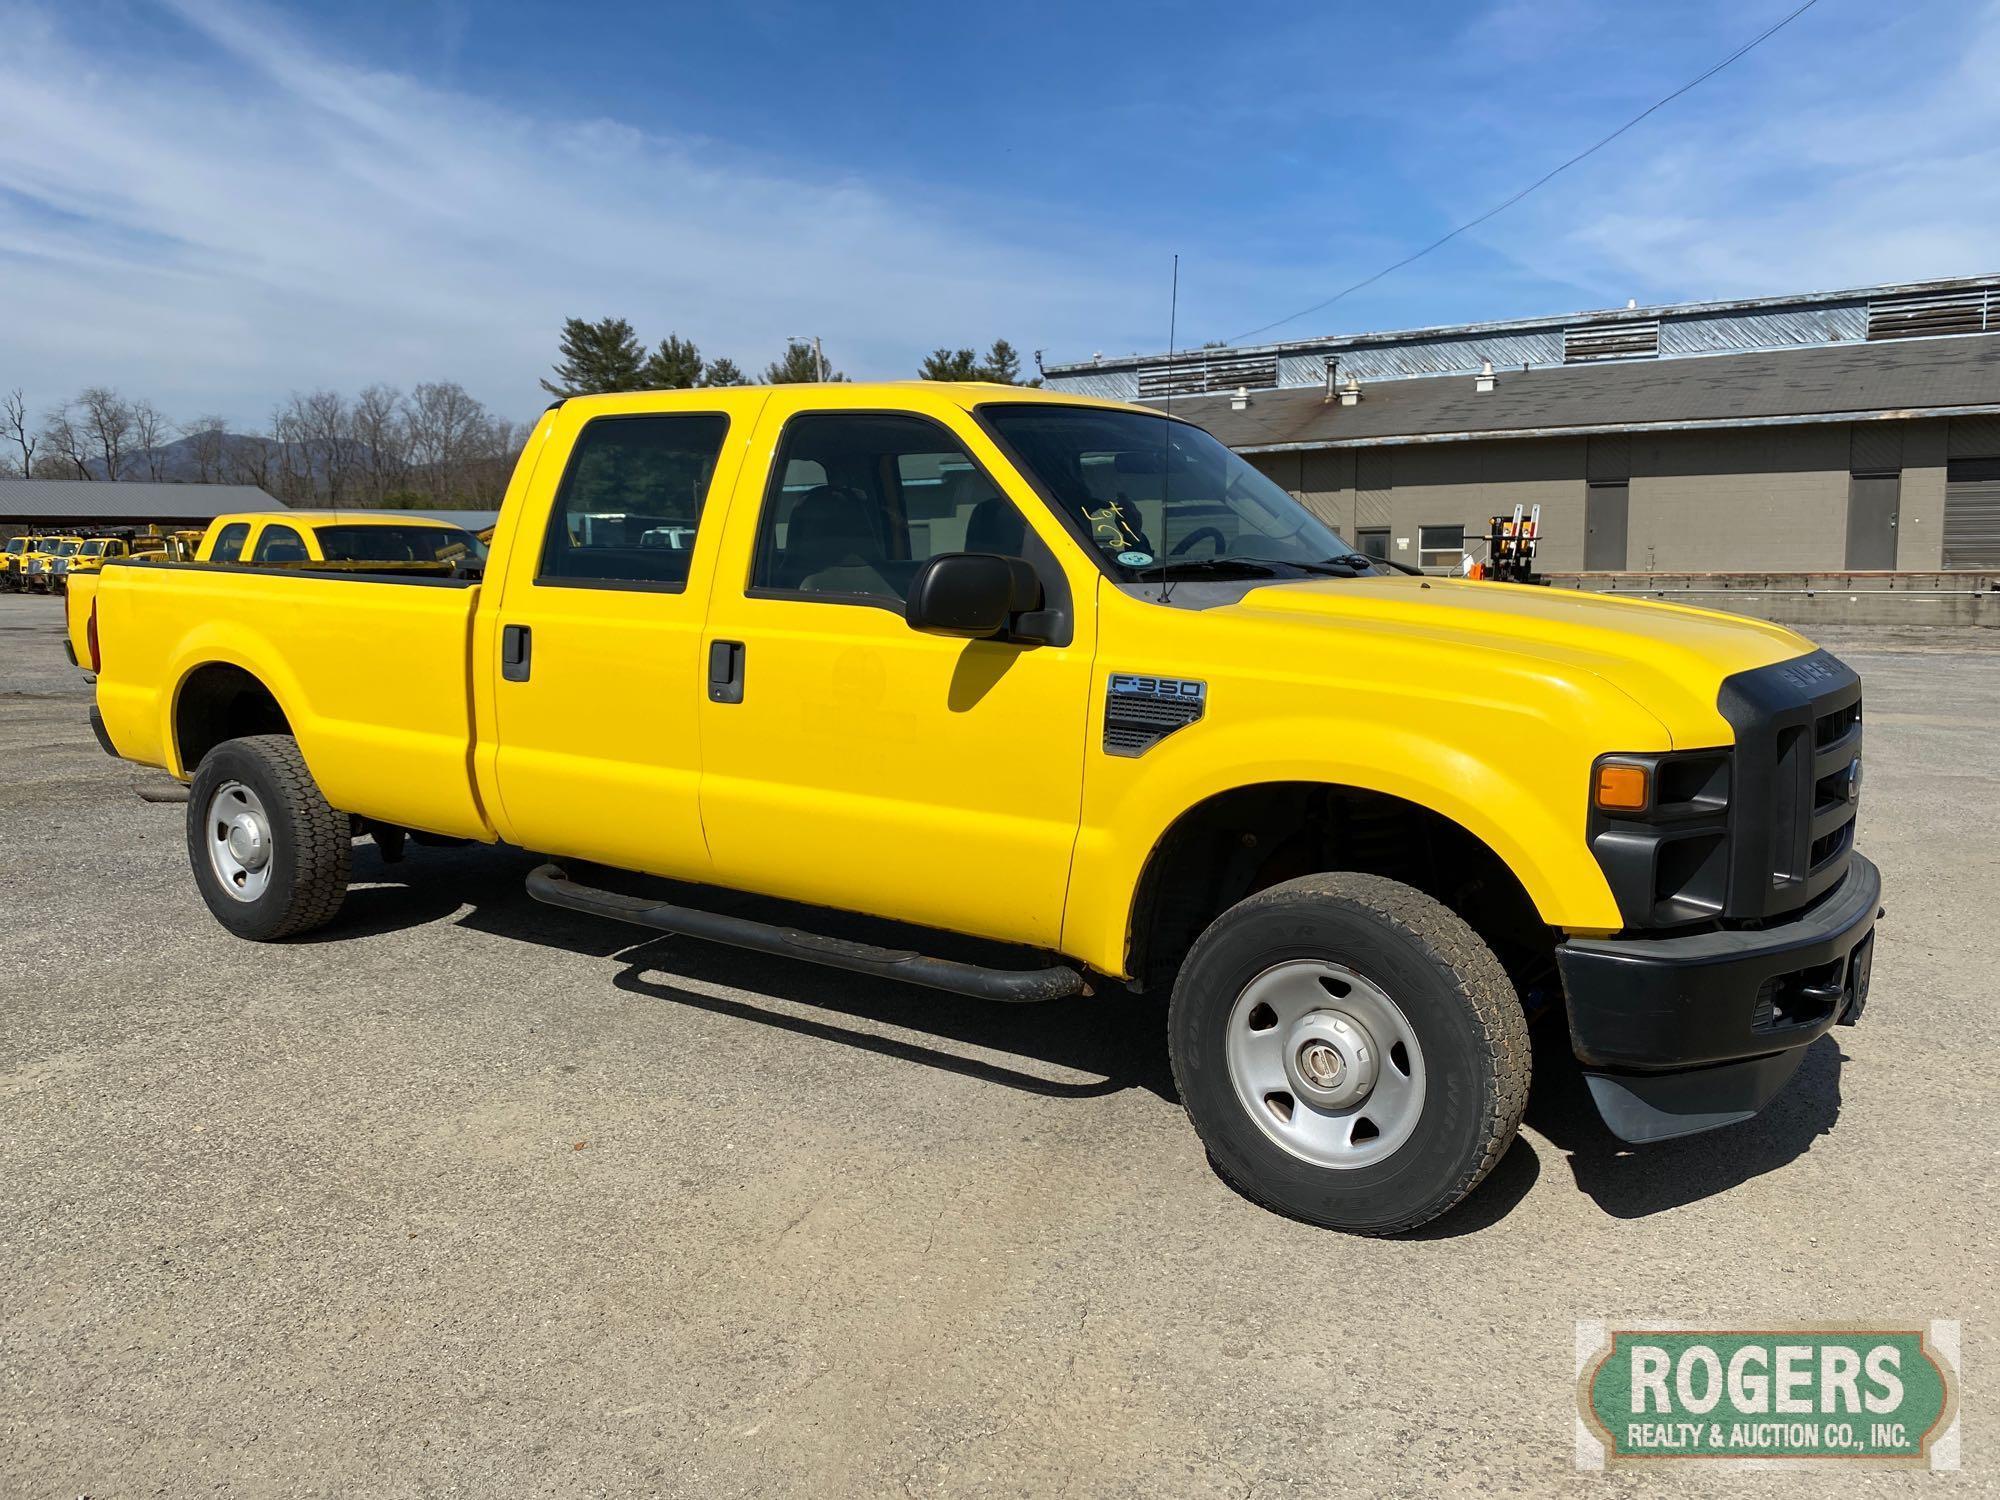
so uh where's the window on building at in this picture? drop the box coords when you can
[1355,528,1390,562]
[751,412,1027,606]
[1418,524,1465,573]
[538,413,730,588]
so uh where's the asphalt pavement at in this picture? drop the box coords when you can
[1,592,1991,1496]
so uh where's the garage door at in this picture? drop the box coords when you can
[1943,457,2000,569]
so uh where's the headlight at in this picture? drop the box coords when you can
[1586,750,1731,928]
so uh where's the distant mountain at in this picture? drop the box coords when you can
[77,431,274,484]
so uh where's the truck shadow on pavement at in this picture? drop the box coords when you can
[319,841,1182,1104]
[1523,1016,1845,1220]
[313,842,1843,1233]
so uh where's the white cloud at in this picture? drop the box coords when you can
[0,0,1156,425]
[1449,0,2000,307]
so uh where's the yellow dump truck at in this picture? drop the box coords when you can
[77,384,1878,1232]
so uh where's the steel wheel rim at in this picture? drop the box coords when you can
[205,779,274,903]
[1224,959,1427,1169]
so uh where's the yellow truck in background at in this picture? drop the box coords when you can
[78,384,1880,1233]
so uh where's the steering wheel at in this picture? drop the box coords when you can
[1171,525,1229,557]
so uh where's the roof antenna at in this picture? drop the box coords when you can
[1159,253,1181,604]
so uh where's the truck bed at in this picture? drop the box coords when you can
[92,560,494,841]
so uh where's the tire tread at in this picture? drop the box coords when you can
[1169,872,1530,1235]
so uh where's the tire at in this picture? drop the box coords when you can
[1168,873,1529,1235]
[186,734,351,940]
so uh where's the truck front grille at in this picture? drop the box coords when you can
[1717,650,1863,922]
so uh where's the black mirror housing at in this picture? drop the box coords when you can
[905,553,1042,639]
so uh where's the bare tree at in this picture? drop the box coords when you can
[131,399,171,481]
[268,403,314,504]
[77,387,135,479]
[350,383,409,504]
[402,380,492,505]
[224,428,274,492]
[3,389,36,476]
[40,407,92,479]
[181,415,229,484]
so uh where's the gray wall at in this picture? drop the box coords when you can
[1247,419,1955,572]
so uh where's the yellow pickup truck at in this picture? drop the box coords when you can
[80,383,1878,1232]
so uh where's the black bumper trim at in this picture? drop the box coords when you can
[87,705,120,760]
[1585,1050,1809,1144]
[1558,852,1879,1072]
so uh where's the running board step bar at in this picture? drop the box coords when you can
[525,863,1086,1003]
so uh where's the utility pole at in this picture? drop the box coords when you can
[788,335,828,382]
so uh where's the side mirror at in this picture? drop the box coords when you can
[905,553,1042,639]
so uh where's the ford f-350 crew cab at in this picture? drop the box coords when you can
[81,383,1879,1233]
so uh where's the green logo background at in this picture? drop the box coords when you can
[1583,1329,1952,1463]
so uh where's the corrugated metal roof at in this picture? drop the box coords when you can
[1045,272,2000,382]
[1158,332,2000,451]
[0,480,286,522]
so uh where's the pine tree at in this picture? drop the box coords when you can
[700,357,748,387]
[919,347,981,381]
[764,342,843,383]
[977,339,1024,384]
[641,333,705,389]
[541,317,646,396]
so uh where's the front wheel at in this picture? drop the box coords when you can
[186,735,351,940]
[1169,873,1529,1235]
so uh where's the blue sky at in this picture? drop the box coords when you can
[1,0,1995,426]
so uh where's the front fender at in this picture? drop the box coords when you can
[1061,708,1644,979]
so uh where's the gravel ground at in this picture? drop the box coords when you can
[1,593,1991,1497]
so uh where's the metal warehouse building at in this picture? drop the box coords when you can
[0,480,287,534]
[1042,275,2000,575]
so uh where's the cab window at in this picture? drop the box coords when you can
[537,413,730,589]
[209,523,251,562]
[250,524,309,563]
[750,412,1028,606]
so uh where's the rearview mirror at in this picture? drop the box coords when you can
[905,553,1041,639]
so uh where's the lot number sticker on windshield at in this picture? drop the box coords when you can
[1117,551,1153,567]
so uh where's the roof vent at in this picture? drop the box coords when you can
[1338,378,1361,407]
[1137,349,1280,399]
[1475,358,1496,393]
[1230,386,1250,411]
[1867,289,1990,341]
[1563,321,1660,363]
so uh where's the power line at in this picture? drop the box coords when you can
[1224,0,1825,346]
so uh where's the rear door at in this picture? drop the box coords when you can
[488,392,766,878]
[694,392,1099,948]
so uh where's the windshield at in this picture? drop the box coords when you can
[54,540,82,556]
[82,540,109,555]
[312,524,479,564]
[4,539,22,554]
[979,404,1371,579]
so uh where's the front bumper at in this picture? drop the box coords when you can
[1555,853,1880,1142]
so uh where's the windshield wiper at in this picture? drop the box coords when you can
[1133,557,1293,581]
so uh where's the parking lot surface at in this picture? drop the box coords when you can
[2,592,1991,1497]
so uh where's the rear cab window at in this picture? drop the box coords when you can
[208,523,251,562]
[536,413,731,590]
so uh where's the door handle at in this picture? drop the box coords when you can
[708,639,745,703]
[501,623,532,682]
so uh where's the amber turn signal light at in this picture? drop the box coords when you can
[1594,762,1650,812]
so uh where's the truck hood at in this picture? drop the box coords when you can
[1226,575,1814,747]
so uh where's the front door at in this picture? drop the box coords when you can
[1845,472,1901,570]
[490,396,763,879]
[696,399,1097,949]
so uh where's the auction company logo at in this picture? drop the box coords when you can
[1574,1321,1959,1471]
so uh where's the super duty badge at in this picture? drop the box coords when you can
[1104,674,1207,757]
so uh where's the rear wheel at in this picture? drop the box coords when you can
[186,734,350,940]
[1169,873,1529,1234]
